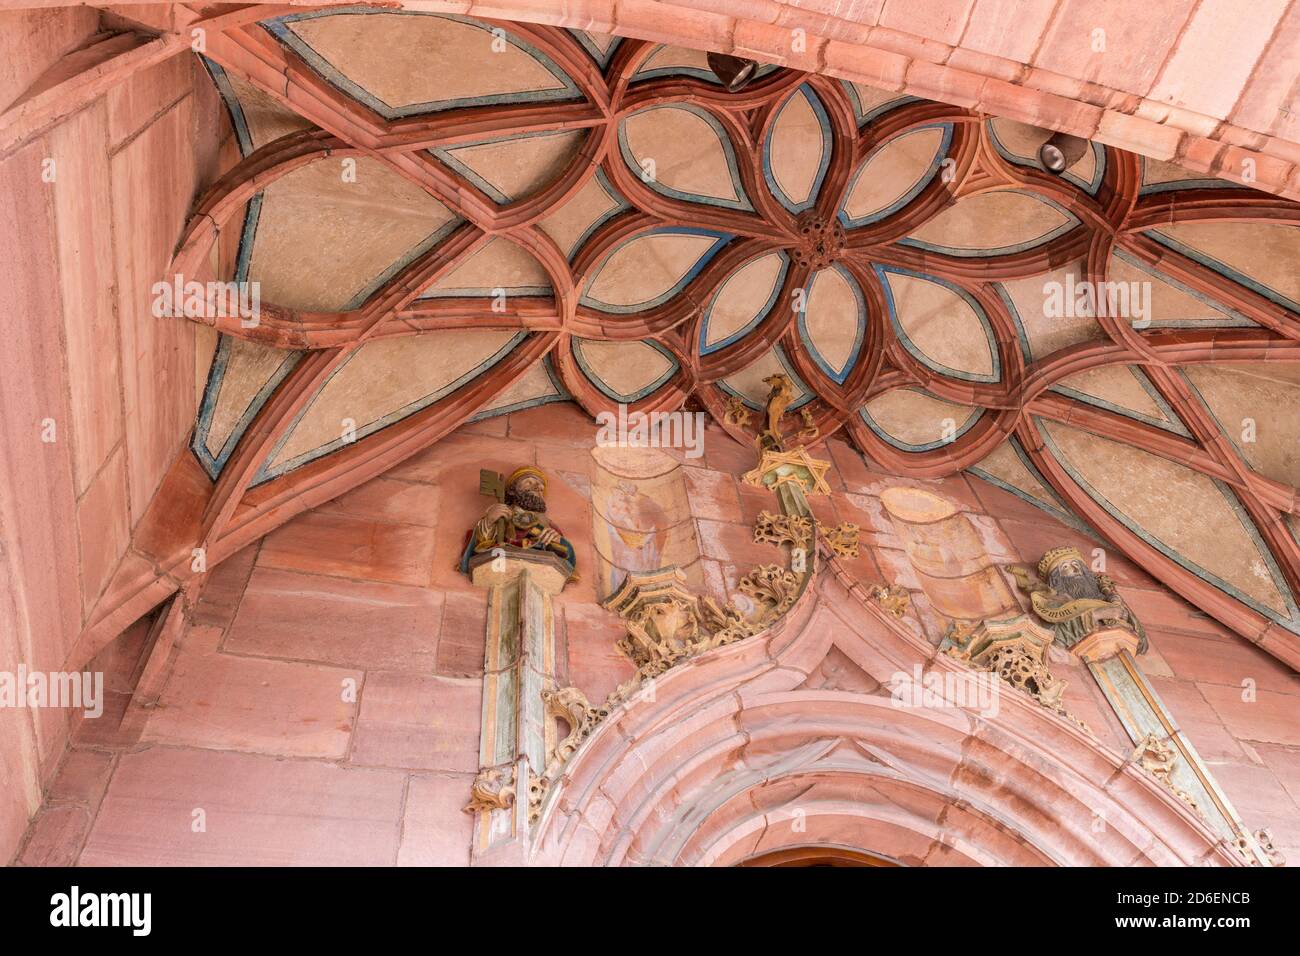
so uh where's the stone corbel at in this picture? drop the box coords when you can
[465,766,516,815]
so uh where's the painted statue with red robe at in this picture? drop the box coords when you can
[460,466,577,576]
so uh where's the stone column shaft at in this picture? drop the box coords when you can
[469,552,567,862]
[1085,646,1270,865]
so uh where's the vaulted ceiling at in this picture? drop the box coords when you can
[90,9,1300,670]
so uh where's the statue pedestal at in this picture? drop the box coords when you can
[465,549,571,865]
[1071,625,1141,664]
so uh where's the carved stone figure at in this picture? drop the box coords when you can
[797,406,819,442]
[1008,546,1147,654]
[758,372,798,450]
[870,583,911,617]
[1131,732,1198,812]
[722,393,752,428]
[464,767,515,814]
[460,466,577,577]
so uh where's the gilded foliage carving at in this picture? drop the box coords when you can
[754,510,812,549]
[980,643,1067,710]
[945,616,1089,731]
[817,520,860,558]
[739,564,802,617]
[870,583,910,617]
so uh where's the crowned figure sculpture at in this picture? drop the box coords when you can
[1008,545,1147,655]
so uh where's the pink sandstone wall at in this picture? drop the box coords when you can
[5,0,1297,199]
[3,2,1298,867]
[12,402,1298,865]
[0,8,228,862]
[363,0,1300,200]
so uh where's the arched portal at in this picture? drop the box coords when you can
[738,847,900,867]
[530,563,1241,867]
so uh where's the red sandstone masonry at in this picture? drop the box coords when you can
[23,404,1285,864]
[472,0,1300,200]
[5,3,1300,866]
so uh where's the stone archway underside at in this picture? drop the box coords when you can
[67,6,1300,676]
[529,565,1242,867]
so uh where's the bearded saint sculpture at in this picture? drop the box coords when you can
[460,466,577,577]
[1008,546,1147,654]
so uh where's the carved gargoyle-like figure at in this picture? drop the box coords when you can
[723,393,753,428]
[1131,732,1198,812]
[1008,546,1147,653]
[758,373,798,451]
[460,466,577,578]
[464,767,515,814]
[870,583,910,617]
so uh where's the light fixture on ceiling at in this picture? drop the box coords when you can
[1037,130,1088,174]
[706,52,758,92]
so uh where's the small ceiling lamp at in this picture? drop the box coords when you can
[1038,130,1089,174]
[706,52,758,92]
